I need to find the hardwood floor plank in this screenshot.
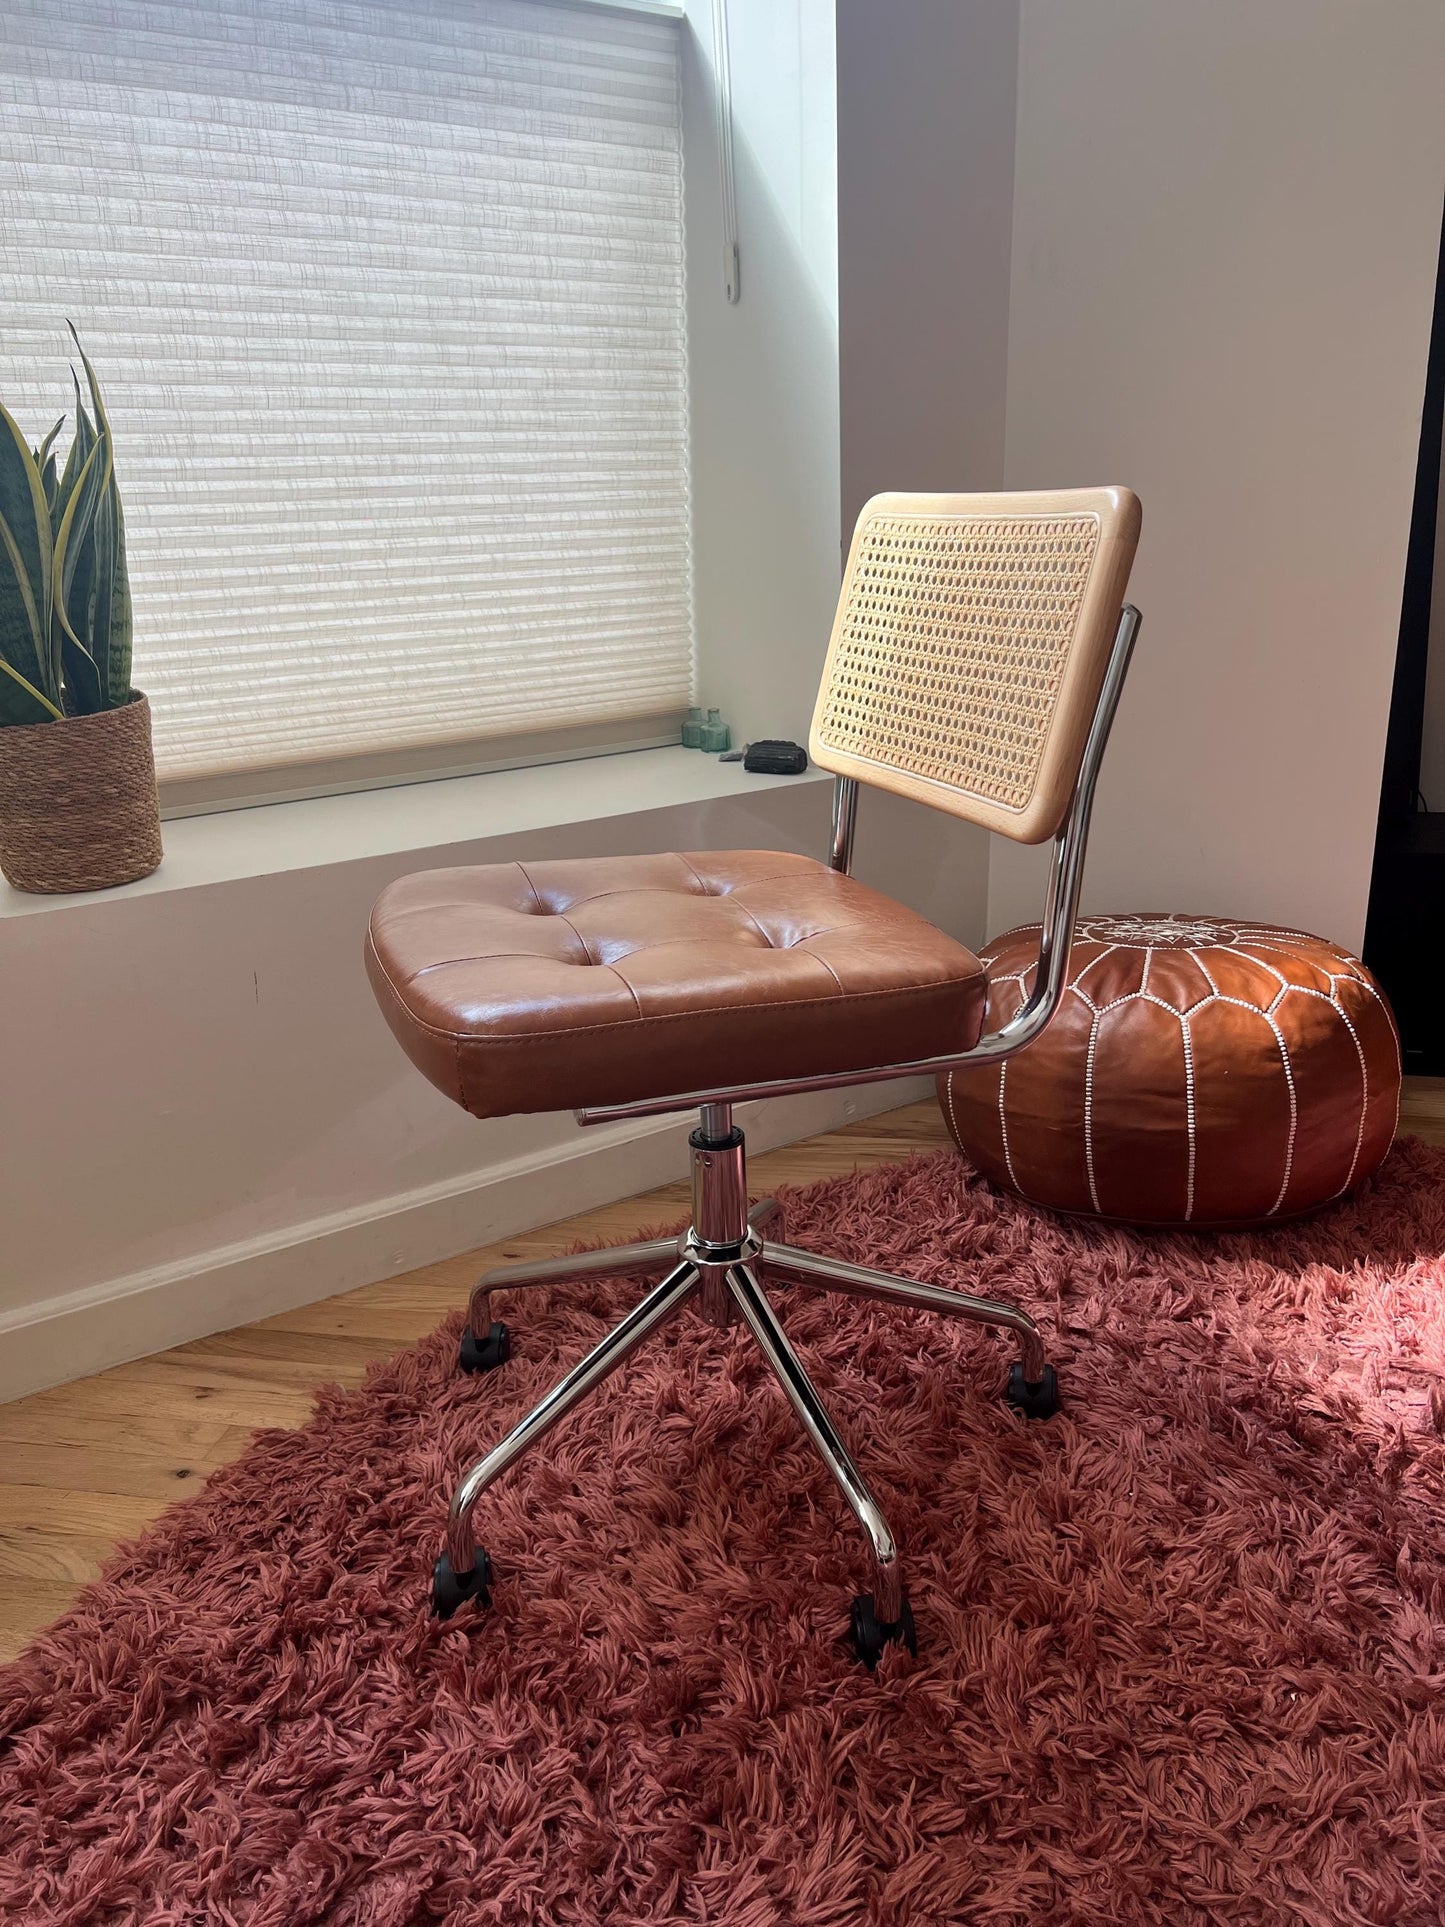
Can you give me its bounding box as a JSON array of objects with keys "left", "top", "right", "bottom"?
[
  {"left": 171, "top": 1328, "right": 396, "bottom": 1376},
  {"left": 0, "top": 1488, "right": 159, "bottom": 1539},
  {"left": 101, "top": 1355, "right": 331, "bottom": 1410},
  {"left": 0, "top": 1581, "right": 82, "bottom": 1647},
  {"left": 0, "top": 1442, "right": 216, "bottom": 1502},
  {"left": 1400, "top": 1077, "right": 1445, "bottom": 1146},
  {"left": 0, "top": 1406, "right": 237, "bottom": 1456},
  {"left": 0, "top": 1530, "right": 119, "bottom": 1583}
]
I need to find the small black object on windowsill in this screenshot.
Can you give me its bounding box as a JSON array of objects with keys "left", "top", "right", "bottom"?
[{"left": 728, "top": 740, "right": 809, "bottom": 775}]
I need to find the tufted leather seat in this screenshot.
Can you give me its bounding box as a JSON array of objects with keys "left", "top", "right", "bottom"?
[{"left": 366, "top": 850, "right": 987, "bottom": 1119}]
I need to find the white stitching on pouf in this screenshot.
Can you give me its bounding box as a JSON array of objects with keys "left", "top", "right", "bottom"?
[{"left": 970, "top": 914, "right": 1397, "bottom": 1225}]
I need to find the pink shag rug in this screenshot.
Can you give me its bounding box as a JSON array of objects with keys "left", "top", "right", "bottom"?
[{"left": 2, "top": 1144, "right": 1444, "bottom": 1926}]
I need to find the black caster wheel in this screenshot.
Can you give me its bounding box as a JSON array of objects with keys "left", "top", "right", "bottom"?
[
  {"left": 1006, "top": 1360, "right": 1060, "bottom": 1419},
  {"left": 432, "top": 1549, "right": 493, "bottom": 1620},
  {"left": 458, "top": 1321, "right": 511, "bottom": 1374},
  {"left": 849, "top": 1592, "right": 917, "bottom": 1669}
]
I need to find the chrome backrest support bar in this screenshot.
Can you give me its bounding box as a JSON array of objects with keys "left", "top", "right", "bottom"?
[
  {"left": 974, "top": 598, "right": 1141, "bottom": 1062},
  {"left": 829, "top": 774, "right": 859, "bottom": 874},
  {"left": 575, "top": 604, "right": 1141, "bottom": 1127}
]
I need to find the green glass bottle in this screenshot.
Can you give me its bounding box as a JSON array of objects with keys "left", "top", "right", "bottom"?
[
  {"left": 681, "top": 705, "right": 703, "bottom": 748},
  {"left": 700, "top": 707, "right": 731, "bottom": 753}
]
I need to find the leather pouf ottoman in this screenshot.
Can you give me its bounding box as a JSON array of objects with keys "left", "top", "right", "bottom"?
[{"left": 939, "top": 914, "right": 1400, "bottom": 1227}]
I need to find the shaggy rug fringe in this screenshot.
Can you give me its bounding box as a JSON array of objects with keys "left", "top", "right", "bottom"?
[{"left": 1, "top": 1143, "right": 1443, "bottom": 1924}]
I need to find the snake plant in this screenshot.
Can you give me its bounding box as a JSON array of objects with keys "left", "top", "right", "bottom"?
[{"left": 0, "top": 326, "right": 132, "bottom": 727}]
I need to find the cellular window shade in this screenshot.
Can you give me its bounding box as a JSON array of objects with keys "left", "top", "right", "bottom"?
[{"left": 0, "top": 0, "right": 692, "bottom": 784}]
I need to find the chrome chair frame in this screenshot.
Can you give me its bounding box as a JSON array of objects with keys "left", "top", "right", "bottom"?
[{"left": 436, "top": 604, "right": 1141, "bottom": 1661}]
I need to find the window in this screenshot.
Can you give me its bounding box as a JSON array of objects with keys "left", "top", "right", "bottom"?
[{"left": 0, "top": 0, "right": 692, "bottom": 800}]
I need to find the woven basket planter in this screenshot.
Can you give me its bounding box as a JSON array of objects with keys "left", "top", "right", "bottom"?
[{"left": 0, "top": 691, "right": 163, "bottom": 894}]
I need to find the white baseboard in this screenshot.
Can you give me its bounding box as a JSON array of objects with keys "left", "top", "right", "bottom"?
[{"left": 0, "top": 1079, "right": 931, "bottom": 1405}]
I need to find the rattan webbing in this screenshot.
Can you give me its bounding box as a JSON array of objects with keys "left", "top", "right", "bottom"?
[{"left": 816, "top": 511, "right": 1101, "bottom": 814}]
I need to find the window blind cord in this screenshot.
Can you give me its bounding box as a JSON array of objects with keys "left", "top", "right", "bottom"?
[{"left": 711, "top": 0, "right": 740, "bottom": 303}]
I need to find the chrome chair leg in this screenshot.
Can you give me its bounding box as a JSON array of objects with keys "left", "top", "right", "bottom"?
[
  {"left": 725, "top": 1261, "right": 915, "bottom": 1666},
  {"left": 759, "top": 1239, "right": 1057, "bottom": 1414},
  {"left": 435, "top": 1125, "right": 1045, "bottom": 1653},
  {"left": 435, "top": 1258, "right": 700, "bottom": 1618},
  {"left": 741, "top": 1198, "right": 784, "bottom": 1293},
  {"left": 695, "top": 1260, "right": 736, "bottom": 1330},
  {"left": 461, "top": 1235, "right": 682, "bottom": 1376}
]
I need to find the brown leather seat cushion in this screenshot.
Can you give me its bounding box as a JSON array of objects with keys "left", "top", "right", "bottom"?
[{"left": 367, "top": 850, "right": 986, "bottom": 1119}]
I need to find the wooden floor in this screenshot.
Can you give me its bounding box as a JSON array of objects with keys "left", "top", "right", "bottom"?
[{"left": 3, "top": 1081, "right": 1442, "bottom": 1664}]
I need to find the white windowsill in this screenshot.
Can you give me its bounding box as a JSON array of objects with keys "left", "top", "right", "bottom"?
[
  {"left": 565, "top": 0, "right": 684, "bottom": 17},
  {"left": 0, "top": 747, "right": 830, "bottom": 919}
]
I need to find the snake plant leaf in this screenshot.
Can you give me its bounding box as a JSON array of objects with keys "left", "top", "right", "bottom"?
[
  {"left": 34, "top": 416, "right": 64, "bottom": 471},
  {"left": 51, "top": 433, "right": 107, "bottom": 716},
  {"left": 54, "top": 432, "right": 106, "bottom": 598},
  {"left": 54, "top": 379, "right": 93, "bottom": 522},
  {"left": 58, "top": 629, "right": 102, "bottom": 714},
  {"left": 69, "top": 327, "right": 112, "bottom": 446},
  {"left": 63, "top": 437, "right": 109, "bottom": 696},
  {"left": 64, "top": 333, "right": 133, "bottom": 708},
  {"left": 104, "top": 482, "right": 132, "bottom": 704},
  {"left": 79, "top": 478, "right": 126, "bottom": 709},
  {"left": 88, "top": 476, "right": 132, "bottom": 709},
  {"left": 0, "top": 654, "right": 63, "bottom": 725},
  {"left": 51, "top": 386, "right": 95, "bottom": 690},
  {"left": 35, "top": 417, "right": 64, "bottom": 519},
  {"left": 87, "top": 484, "right": 114, "bottom": 708},
  {"left": 0, "top": 401, "right": 58, "bottom": 716},
  {"left": 0, "top": 502, "right": 47, "bottom": 693},
  {"left": 0, "top": 339, "right": 133, "bottom": 728}
]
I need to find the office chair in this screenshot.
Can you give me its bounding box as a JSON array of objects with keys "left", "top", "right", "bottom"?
[{"left": 367, "top": 487, "right": 1141, "bottom": 1665}]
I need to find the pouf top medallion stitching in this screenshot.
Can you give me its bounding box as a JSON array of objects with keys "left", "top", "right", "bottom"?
[{"left": 1071, "top": 914, "right": 1308, "bottom": 951}]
